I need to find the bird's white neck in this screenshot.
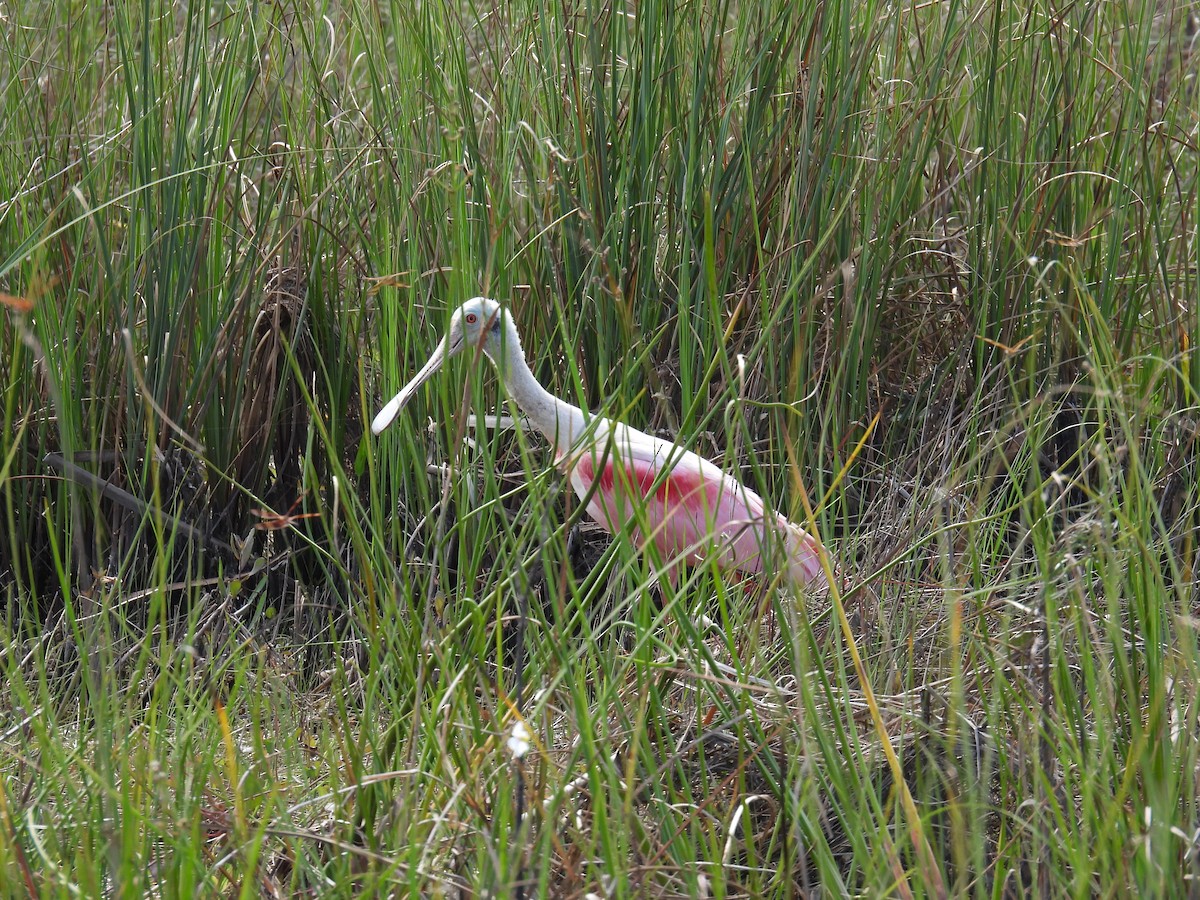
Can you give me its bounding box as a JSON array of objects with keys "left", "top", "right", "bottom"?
[{"left": 488, "top": 320, "right": 588, "bottom": 453}]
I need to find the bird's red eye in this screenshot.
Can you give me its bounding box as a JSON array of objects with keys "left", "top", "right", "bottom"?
[{"left": 465, "top": 313, "right": 477, "bottom": 324}]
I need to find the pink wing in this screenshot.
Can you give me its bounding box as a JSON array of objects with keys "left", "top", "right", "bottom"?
[{"left": 564, "top": 426, "right": 823, "bottom": 584}]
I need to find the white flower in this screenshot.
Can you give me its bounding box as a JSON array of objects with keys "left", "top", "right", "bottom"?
[{"left": 507, "top": 720, "right": 531, "bottom": 759}]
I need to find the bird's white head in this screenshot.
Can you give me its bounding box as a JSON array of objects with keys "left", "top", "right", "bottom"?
[
  {"left": 371, "top": 297, "right": 517, "bottom": 435},
  {"left": 447, "top": 296, "right": 509, "bottom": 362}
]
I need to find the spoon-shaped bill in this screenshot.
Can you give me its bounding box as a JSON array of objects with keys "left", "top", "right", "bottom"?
[{"left": 371, "top": 342, "right": 450, "bottom": 434}]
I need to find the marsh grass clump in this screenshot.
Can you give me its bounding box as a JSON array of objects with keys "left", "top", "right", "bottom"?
[{"left": 1, "top": 0, "right": 1198, "bottom": 894}]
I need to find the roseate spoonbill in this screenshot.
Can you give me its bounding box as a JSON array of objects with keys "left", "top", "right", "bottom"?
[{"left": 372, "top": 297, "right": 826, "bottom": 586}]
